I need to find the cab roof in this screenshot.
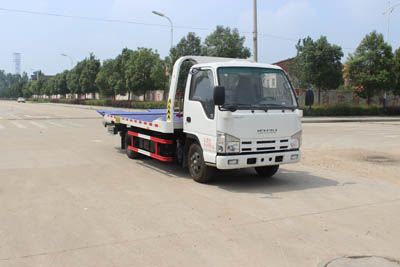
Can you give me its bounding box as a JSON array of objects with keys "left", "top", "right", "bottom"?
[
  {"left": 175, "top": 56, "right": 283, "bottom": 71},
  {"left": 192, "top": 61, "right": 283, "bottom": 70}
]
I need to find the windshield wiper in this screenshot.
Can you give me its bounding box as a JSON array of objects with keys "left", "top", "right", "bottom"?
[
  {"left": 221, "top": 104, "right": 238, "bottom": 112},
  {"left": 233, "top": 104, "right": 269, "bottom": 111},
  {"left": 262, "top": 103, "right": 297, "bottom": 110}
]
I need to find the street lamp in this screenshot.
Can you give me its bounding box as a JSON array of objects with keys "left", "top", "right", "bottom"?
[
  {"left": 60, "top": 53, "right": 74, "bottom": 68},
  {"left": 382, "top": 1, "right": 400, "bottom": 108},
  {"left": 152, "top": 10, "right": 173, "bottom": 50}
]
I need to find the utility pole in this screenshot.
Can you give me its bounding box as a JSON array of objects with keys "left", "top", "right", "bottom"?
[
  {"left": 253, "top": 0, "right": 258, "bottom": 62},
  {"left": 382, "top": 1, "right": 400, "bottom": 108}
]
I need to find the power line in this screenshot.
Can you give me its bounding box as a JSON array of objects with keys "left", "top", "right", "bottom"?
[
  {"left": 0, "top": 7, "right": 297, "bottom": 42},
  {"left": 0, "top": 7, "right": 211, "bottom": 31},
  {"left": 0, "top": 7, "right": 357, "bottom": 51}
]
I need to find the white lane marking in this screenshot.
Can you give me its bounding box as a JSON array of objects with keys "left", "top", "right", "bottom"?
[
  {"left": 24, "top": 115, "right": 50, "bottom": 119},
  {"left": 64, "top": 121, "right": 84, "bottom": 127},
  {"left": 11, "top": 121, "right": 26, "bottom": 129},
  {"left": 384, "top": 135, "right": 399, "bottom": 138},
  {"left": 29, "top": 121, "right": 47, "bottom": 129},
  {"left": 46, "top": 121, "right": 67, "bottom": 128},
  {"left": 0, "top": 123, "right": 4, "bottom": 129},
  {"left": 0, "top": 117, "right": 3, "bottom": 119}
]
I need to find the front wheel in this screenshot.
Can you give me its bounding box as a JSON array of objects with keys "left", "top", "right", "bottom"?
[
  {"left": 188, "top": 143, "right": 213, "bottom": 183},
  {"left": 255, "top": 165, "right": 279, "bottom": 178}
]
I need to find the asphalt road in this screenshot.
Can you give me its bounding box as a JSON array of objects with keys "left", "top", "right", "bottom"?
[{"left": 1, "top": 100, "right": 400, "bottom": 267}]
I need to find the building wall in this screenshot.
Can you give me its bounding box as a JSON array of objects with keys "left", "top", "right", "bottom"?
[
  {"left": 116, "top": 90, "right": 165, "bottom": 101},
  {"left": 298, "top": 89, "right": 400, "bottom": 106}
]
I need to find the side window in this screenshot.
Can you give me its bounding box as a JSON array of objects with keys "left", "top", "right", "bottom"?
[{"left": 189, "top": 69, "right": 215, "bottom": 119}]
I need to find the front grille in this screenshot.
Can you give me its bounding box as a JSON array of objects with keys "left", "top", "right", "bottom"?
[
  {"left": 256, "top": 147, "right": 275, "bottom": 151},
  {"left": 241, "top": 138, "right": 290, "bottom": 153},
  {"left": 257, "top": 140, "right": 275, "bottom": 144}
]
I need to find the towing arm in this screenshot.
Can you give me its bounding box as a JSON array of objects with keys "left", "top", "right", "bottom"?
[{"left": 166, "top": 56, "right": 253, "bottom": 125}]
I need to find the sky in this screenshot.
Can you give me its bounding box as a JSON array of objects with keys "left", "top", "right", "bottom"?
[{"left": 1, "top": 0, "right": 399, "bottom": 76}]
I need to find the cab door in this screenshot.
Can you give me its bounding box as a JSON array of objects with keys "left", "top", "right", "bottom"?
[{"left": 184, "top": 68, "right": 217, "bottom": 163}]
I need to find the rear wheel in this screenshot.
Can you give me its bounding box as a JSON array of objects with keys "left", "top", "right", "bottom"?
[
  {"left": 125, "top": 132, "right": 141, "bottom": 159},
  {"left": 255, "top": 165, "right": 279, "bottom": 178},
  {"left": 188, "top": 143, "right": 213, "bottom": 183}
]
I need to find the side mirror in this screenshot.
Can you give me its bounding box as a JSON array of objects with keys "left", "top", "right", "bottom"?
[{"left": 213, "top": 86, "right": 225, "bottom": 106}]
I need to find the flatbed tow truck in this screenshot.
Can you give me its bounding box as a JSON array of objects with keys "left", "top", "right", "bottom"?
[{"left": 98, "top": 56, "right": 302, "bottom": 183}]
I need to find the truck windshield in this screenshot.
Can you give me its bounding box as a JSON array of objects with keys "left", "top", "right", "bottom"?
[{"left": 217, "top": 67, "right": 298, "bottom": 109}]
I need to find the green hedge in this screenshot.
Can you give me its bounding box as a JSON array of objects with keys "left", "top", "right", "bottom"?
[
  {"left": 302, "top": 104, "right": 400, "bottom": 116},
  {"left": 29, "top": 98, "right": 51, "bottom": 103}
]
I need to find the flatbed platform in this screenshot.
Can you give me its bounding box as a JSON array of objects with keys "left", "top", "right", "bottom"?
[{"left": 98, "top": 109, "right": 183, "bottom": 133}]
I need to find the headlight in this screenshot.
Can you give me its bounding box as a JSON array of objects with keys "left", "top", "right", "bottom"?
[
  {"left": 290, "top": 130, "right": 302, "bottom": 149},
  {"left": 217, "top": 132, "right": 240, "bottom": 153},
  {"left": 227, "top": 141, "right": 240, "bottom": 153}
]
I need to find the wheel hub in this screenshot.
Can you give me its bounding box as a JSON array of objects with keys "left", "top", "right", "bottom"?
[{"left": 190, "top": 152, "right": 201, "bottom": 174}]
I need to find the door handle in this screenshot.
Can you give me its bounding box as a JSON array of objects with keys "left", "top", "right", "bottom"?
[{"left": 186, "top": 117, "right": 191, "bottom": 123}]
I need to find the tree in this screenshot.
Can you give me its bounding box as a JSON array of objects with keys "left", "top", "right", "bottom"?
[
  {"left": 169, "top": 32, "right": 201, "bottom": 64},
  {"left": 22, "top": 82, "right": 32, "bottom": 98},
  {"left": 57, "top": 71, "right": 69, "bottom": 96},
  {"left": 118, "top": 48, "right": 134, "bottom": 99},
  {"left": 125, "top": 48, "right": 163, "bottom": 101},
  {"left": 201, "top": 26, "right": 251, "bottom": 58},
  {"left": 151, "top": 59, "right": 167, "bottom": 92},
  {"left": 394, "top": 47, "right": 400, "bottom": 96},
  {"left": 95, "top": 59, "right": 116, "bottom": 98},
  {"left": 67, "top": 62, "right": 85, "bottom": 98},
  {"left": 30, "top": 77, "right": 45, "bottom": 98},
  {"left": 346, "top": 31, "right": 395, "bottom": 105},
  {"left": 43, "top": 78, "right": 55, "bottom": 97},
  {"left": 0, "top": 72, "right": 24, "bottom": 98},
  {"left": 289, "top": 36, "right": 343, "bottom": 104},
  {"left": 80, "top": 53, "right": 101, "bottom": 97}
]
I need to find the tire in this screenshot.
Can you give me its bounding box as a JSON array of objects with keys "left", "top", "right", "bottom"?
[
  {"left": 125, "top": 132, "right": 141, "bottom": 159},
  {"left": 188, "top": 143, "right": 213, "bottom": 183},
  {"left": 255, "top": 165, "right": 279, "bottom": 178}
]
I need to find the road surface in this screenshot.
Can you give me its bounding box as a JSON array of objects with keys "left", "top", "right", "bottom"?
[{"left": 1, "top": 100, "right": 399, "bottom": 267}]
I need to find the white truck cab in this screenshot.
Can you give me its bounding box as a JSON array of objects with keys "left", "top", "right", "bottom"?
[{"left": 100, "top": 56, "right": 302, "bottom": 183}]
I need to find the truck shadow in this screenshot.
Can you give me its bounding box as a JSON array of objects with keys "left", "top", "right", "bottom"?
[
  {"left": 208, "top": 168, "right": 340, "bottom": 195},
  {"left": 125, "top": 152, "right": 340, "bottom": 195}
]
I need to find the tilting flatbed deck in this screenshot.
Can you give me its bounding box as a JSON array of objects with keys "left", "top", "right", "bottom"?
[{"left": 97, "top": 109, "right": 183, "bottom": 133}]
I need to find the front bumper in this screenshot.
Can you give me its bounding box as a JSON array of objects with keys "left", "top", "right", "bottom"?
[{"left": 216, "top": 150, "right": 301, "bottom": 170}]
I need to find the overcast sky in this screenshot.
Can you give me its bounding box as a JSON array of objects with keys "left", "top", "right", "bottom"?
[{"left": 1, "top": 0, "right": 399, "bottom": 75}]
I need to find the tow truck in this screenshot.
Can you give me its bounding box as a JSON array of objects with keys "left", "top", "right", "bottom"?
[{"left": 98, "top": 56, "right": 302, "bottom": 183}]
